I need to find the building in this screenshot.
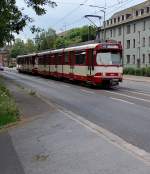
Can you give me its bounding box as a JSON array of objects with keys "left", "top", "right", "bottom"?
[
  {"left": 99, "top": 0, "right": 150, "bottom": 68},
  {"left": 0, "top": 47, "right": 9, "bottom": 66}
]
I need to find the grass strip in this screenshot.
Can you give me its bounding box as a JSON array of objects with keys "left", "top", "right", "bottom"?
[{"left": 0, "top": 78, "right": 19, "bottom": 127}]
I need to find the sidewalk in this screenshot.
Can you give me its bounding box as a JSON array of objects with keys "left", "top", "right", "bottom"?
[
  {"left": 123, "top": 75, "right": 150, "bottom": 83},
  {"left": 1, "top": 77, "right": 150, "bottom": 174}
]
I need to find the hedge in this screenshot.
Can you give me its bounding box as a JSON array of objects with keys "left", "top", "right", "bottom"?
[{"left": 123, "top": 67, "right": 150, "bottom": 77}]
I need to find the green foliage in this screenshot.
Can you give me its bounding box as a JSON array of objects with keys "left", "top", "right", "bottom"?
[
  {"left": 0, "top": 78, "right": 19, "bottom": 127},
  {"left": 10, "top": 38, "right": 37, "bottom": 58},
  {"left": 10, "top": 39, "right": 27, "bottom": 58},
  {"left": 55, "top": 25, "right": 96, "bottom": 49},
  {"left": 123, "top": 67, "right": 150, "bottom": 77},
  {"left": 35, "top": 28, "right": 56, "bottom": 51},
  {"left": 10, "top": 25, "right": 97, "bottom": 56},
  {"left": 26, "top": 39, "right": 37, "bottom": 53},
  {"left": 0, "top": 0, "right": 57, "bottom": 46}
]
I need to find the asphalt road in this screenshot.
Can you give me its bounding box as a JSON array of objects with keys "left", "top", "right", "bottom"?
[{"left": 1, "top": 69, "right": 150, "bottom": 153}]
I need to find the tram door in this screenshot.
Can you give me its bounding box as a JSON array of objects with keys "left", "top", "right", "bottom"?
[
  {"left": 87, "top": 49, "right": 94, "bottom": 76},
  {"left": 69, "top": 51, "right": 74, "bottom": 77}
]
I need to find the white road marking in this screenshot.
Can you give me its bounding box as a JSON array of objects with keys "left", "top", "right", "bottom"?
[
  {"left": 80, "top": 89, "right": 95, "bottom": 94},
  {"left": 104, "top": 90, "right": 150, "bottom": 103},
  {"left": 61, "top": 84, "right": 70, "bottom": 88},
  {"left": 110, "top": 97, "right": 134, "bottom": 105},
  {"left": 38, "top": 93, "right": 150, "bottom": 165},
  {"left": 120, "top": 89, "right": 150, "bottom": 97}
]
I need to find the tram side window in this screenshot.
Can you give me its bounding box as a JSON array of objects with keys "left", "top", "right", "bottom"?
[
  {"left": 39, "top": 57, "right": 44, "bottom": 65},
  {"left": 45, "top": 56, "right": 50, "bottom": 65},
  {"left": 75, "top": 51, "right": 86, "bottom": 65},
  {"left": 54, "top": 54, "right": 58, "bottom": 65},
  {"left": 58, "top": 54, "right": 62, "bottom": 64},
  {"left": 64, "top": 52, "right": 69, "bottom": 64}
]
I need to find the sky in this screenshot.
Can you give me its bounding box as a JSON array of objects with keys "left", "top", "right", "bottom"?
[{"left": 16, "top": 0, "right": 145, "bottom": 41}]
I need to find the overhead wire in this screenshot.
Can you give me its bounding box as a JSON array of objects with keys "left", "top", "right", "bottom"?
[
  {"left": 55, "top": 0, "right": 142, "bottom": 32},
  {"left": 53, "top": 0, "right": 89, "bottom": 27}
]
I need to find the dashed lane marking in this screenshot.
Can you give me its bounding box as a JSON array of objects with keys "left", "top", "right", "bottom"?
[
  {"left": 110, "top": 97, "right": 135, "bottom": 105},
  {"left": 38, "top": 93, "right": 150, "bottom": 165},
  {"left": 119, "top": 89, "right": 150, "bottom": 97},
  {"left": 103, "top": 90, "right": 150, "bottom": 103},
  {"left": 61, "top": 84, "right": 71, "bottom": 88},
  {"left": 80, "top": 89, "right": 95, "bottom": 94}
]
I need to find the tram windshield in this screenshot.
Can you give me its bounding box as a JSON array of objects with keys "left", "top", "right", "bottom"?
[{"left": 96, "top": 52, "right": 122, "bottom": 65}]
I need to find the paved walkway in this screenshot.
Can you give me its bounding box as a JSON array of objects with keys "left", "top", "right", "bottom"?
[
  {"left": 124, "top": 75, "right": 150, "bottom": 83},
  {"left": 1, "top": 76, "right": 150, "bottom": 174}
]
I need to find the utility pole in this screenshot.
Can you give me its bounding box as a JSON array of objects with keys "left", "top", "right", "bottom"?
[
  {"left": 89, "top": 5, "right": 106, "bottom": 41},
  {"left": 80, "top": 4, "right": 106, "bottom": 41}
]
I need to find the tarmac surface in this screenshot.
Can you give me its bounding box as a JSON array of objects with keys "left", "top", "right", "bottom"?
[{"left": 1, "top": 70, "right": 150, "bottom": 173}]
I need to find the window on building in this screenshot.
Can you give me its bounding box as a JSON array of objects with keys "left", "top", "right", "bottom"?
[
  {"left": 127, "top": 55, "right": 130, "bottom": 64},
  {"left": 149, "top": 54, "right": 150, "bottom": 64},
  {"left": 133, "top": 23, "right": 136, "bottom": 33},
  {"left": 142, "top": 37, "right": 145, "bottom": 47},
  {"left": 107, "top": 20, "right": 109, "bottom": 26},
  {"left": 141, "top": 9, "right": 144, "bottom": 15},
  {"left": 136, "top": 10, "right": 139, "bottom": 16},
  {"left": 127, "top": 24, "right": 131, "bottom": 34},
  {"left": 110, "top": 19, "right": 112, "bottom": 24},
  {"left": 147, "top": 7, "right": 150, "bottom": 13},
  {"left": 110, "top": 30, "right": 112, "bottom": 37},
  {"left": 143, "top": 21, "right": 146, "bottom": 31},
  {"left": 118, "top": 27, "right": 122, "bottom": 36},
  {"left": 143, "top": 54, "right": 145, "bottom": 64},
  {"left": 133, "top": 55, "right": 135, "bottom": 64},
  {"left": 126, "top": 14, "right": 131, "bottom": 19},
  {"left": 113, "top": 29, "right": 116, "bottom": 37},
  {"left": 149, "top": 36, "right": 150, "bottom": 47},
  {"left": 114, "top": 18, "right": 116, "bottom": 24},
  {"left": 122, "top": 15, "right": 124, "bottom": 21},
  {"left": 118, "top": 17, "right": 120, "bottom": 22},
  {"left": 133, "top": 39, "right": 136, "bottom": 48},
  {"left": 127, "top": 40, "right": 130, "bottom": 49}
]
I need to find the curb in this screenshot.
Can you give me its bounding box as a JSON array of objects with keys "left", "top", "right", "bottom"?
[{"left": 123, "top": 77, "right": 150, "bottom": 83}]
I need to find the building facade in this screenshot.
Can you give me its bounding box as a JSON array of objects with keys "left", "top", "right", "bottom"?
[
  {"left": 0, "top": 47, "right": 10, "bottom": 66},
  {"left": 99, "top": 0, "right": 150, "bottom": 68}
]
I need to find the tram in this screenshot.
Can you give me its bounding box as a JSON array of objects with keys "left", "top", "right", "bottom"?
[{"left": 17, "top": 42, "right": 123, "bottom": 87}]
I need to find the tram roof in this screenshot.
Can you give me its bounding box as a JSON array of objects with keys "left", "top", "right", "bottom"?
[
  {"left": 17, "top": 53, "right": 36, "bottom": 58},
  {"left": 64, "top": 43, "right": 99, "bottom": 52},
  {"left": 37, "top": 51, "right": 51, "bottom": 56}
]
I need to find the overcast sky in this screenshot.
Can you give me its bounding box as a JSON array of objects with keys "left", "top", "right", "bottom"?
[{"left": 16, "top": 0, "right": 145, "bottom": 41}]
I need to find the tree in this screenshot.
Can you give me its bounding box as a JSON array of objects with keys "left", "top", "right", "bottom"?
[
  {"left": 35, "top": 28, "right": 56, "bottom": 51},
  {"left": 25, "top": 39, "right": 36, "bottom": 53},
  {"left": 55, "top": 25, "right": 97, "bottom": 48},
  {"left": 10, "top": 39, "right": 27, "bottom": 58},
  {"left": 0, "top": 0, "right": 57, "bottom": 47},
  {"left": 81, "top": 26, "right": 96, "bottom": 42}
]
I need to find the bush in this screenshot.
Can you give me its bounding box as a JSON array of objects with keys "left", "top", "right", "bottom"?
[
  {"left": 123, "top": 67, "right": 150, "bottom": 77},
  {"left": 145, "top": 67, "right": 150, "bottom": 77},
  {"left": 0, "top": 79, "right": 19, "bottom": 127},
  {"left": 123, "top": 67, "right": 135, "bottom": 75}
]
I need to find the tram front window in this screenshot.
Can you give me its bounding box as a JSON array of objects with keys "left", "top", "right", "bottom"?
[{"left": 96, "top": 52, "right": 122, "bottom": 65}]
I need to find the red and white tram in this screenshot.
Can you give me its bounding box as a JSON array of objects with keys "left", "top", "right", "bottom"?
[{"left": 17, "top": 42, "right": 123, "bottom": 87}]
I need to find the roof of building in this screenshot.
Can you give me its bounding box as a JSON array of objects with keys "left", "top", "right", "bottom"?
[
  {"left": 100, "top": 0, "right": 150, "bottom": 30},
  {"left": 112, "top": 0, "right": 150, "bottom": 18}
]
